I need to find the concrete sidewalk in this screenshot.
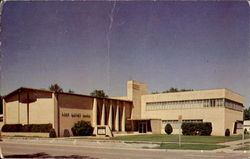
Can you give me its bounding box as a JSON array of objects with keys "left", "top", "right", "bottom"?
[
  {"left": 215, "top": 138, "right": 250, "bottom": 152},
  {"left": 2, "top": 136, "right": 250, "bottom": 154},
  {"left": 2, "top": 137, "right": 159, "bottom": 150}
]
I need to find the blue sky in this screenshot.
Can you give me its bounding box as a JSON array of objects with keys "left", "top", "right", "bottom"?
[{"left": 1, "top": 1, "right": 249, "bottom": 106}]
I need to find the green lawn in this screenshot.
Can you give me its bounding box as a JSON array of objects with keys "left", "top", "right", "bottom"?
[
  {"left": 151, "top": 143, "right": 228, "bottom": 150},
  {"left": 235, "top": 144, "right": 250, "bottom": 150},
  {"left": 114, "top": 134, "right": 250, "bottom": 144},
  {"left": 235, "top": 145, "right": 250, "bottom": 150}
]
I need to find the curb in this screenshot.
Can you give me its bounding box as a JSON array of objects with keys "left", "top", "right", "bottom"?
[{"left": 2, "top": 137, "right": 250, "bottom": 154}]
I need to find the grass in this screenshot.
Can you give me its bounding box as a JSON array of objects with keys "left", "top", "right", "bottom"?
[
  {"left": 235, "top": 146, "right": 250, "bottom": 150},
  {"left": 150, "top": 143, "right": 228, "bottom": 150},
  {"left": 235, "top": 144, "right": 250, "bottom": 150},
  {"left": 114, "top": 134, "right": 250, "bottom": 144},
  {"left": 12, "top": 135, "right": 43, "bottom": 138}
]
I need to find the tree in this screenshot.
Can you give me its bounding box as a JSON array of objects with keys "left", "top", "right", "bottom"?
[
  {"left": 151, "top": 91, "right": 160, "bottom": 94},
  {"left": 180, "top": 89, "right": 193, "bottom": 92},
  {"left": 68, "top": 89, "right": 74, "bottom": 93},
  {"left": 163, "top": 88, "right": 193, "bottom": 93},
  {"left": 165, "top": 124, "right": 173, "bottom": 135},
  {"left": 90, "top": 90, "right": 108, "bottom": 98},
  {"left": 49, "top": 84, "right": 63, "bottom": 93},
  {"left": 163, "top": 87, "right": 179, "bottom": 93},
  {"left": 244, "top": 107, "right": 250, "bottom": 120}
]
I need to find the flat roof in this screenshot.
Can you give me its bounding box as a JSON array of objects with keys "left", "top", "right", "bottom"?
[
  {"left": 147, "top": 88, "right": 242, "bottom": 96},
  {"left": 128, "top": 118, "right": 161, "bottom": 121},
  {"left": 3, "top": 87, "right": 132, "bottom": 103},
  {"left": 143, "top": 88, "right": 243, "bottom": 104}
]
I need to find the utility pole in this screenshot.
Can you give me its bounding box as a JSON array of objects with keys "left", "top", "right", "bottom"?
[{"left": 178, "top": 115, "right": 182, "bottom": 147}]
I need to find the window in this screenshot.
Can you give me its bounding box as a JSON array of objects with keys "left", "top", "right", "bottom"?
[{"left": 145, "top": 98, "right": 242, "bottom": 111}]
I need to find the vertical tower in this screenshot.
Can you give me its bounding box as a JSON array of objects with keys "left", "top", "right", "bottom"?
[{"left": 127, "top": 81, "right": 148, "bottom": 119}]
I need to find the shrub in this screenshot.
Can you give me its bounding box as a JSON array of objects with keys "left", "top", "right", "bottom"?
[
  {"left": 2, "top": 124, "right": 22, "bottom": 132},
  {"left": 200, "top": 122, "right": 212, "bottom": 136},
  {"left": 21, "top": 125, "right": 31, "bottom": 132},
  {"left": 181, "top": 122, "right": 212, "bottom": 136},
  {"left": 244, "top": 128, "right": 249, "bottom": 134},
  {"left": 2, "top": 124, "right": 53, "bottom": 133},
  {"left": 63, "top": 129, "right": 70, "bottom": 137},
  {"left": 181, "top": 123, "right": 196, "bottom": 135},
  {"left": 71, "top": 120, "right": 93, "bottom": 136},
  {"left": 165, "top": 124, "right": 173, "bottom": 135},
  {"left": 49, "top": 128, "right": 57, "bottom": 138},
  {"left": 31, "top": 124, "right": 52, "bottom": 132},
  {"left": 225, "top": 129, "right": 230, "bottom": 136}
]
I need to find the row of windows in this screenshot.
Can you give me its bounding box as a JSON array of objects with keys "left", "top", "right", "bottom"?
[
  {"left": 224, "top": 100, "right": 243, "bottom": 111},
  {"left": 146, "top": 99, "right": 243, "bottom": 111},
  {"left": 162, "top": 119, "right": 203, "bottom": 124},
  {"left": 162, "top": 119, "right": 203, "bottom": 129}
]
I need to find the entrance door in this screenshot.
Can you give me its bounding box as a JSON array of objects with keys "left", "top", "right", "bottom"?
[{"left": 138, "top": 121, "right": 147, "bottom": 133}]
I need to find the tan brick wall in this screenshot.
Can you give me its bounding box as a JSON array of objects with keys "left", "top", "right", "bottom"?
[
  {"left": 150, "top": 119, "right": 161, "bottom": 134},
  {"left": 59, "top": 108, "right": 93, "bottom": 136},
  {"left": 19, "top": 103, "right": 27, "bottom": 124},
  {"left": 127, "top": 81, "right": 148, "bottom": 119},
  {"left": 29, "top": 97, "right": 55, "bottom": 125},
  {"left": 140, "top": 89, "right": 243, "bottom": 136},
  {"left": 5, "top": 91, "right": 55, "bottom": 126},
  {"left": 58, "top": 94, "right": 94, "bottom": 136},
  {"left": 224, "top": 89, "right": 243, "bottom": 104},
  {"left": 5, "top": 100, "right": 19, "bottom": 124},
  {"left": 224, "top": 108, "right": 243, "bottom": 135},
  {"left": 142, "top": 107, "right": 225, "bottom": 136}
]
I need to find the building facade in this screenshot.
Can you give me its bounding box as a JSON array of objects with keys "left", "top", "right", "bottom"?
[
  {"left": 2, "top": 80, "right": 244, "bottom": 136},
  {"left": 3, "top": 88, "right": 133, "bottom": 136},
  {"left": 113, "top": 81, "right": 244, "bottom": 136}
]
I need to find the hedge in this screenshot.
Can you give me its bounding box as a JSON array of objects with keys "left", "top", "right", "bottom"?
[
  {"left": 181, "top": 122, "right": 212, "bottom": 136},
  {"left": 2, "top": 124, "right": 22, "bottom": 132},
  {"left": 2, "top": 124, "right": 53, "bottom": 133}
]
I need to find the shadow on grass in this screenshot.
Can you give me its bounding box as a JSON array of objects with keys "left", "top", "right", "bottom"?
[{"left": 4, "top": 152, "right": 98, "bottom": 158}]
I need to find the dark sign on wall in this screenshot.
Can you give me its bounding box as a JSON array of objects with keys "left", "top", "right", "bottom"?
[
  {"left": 61, "top": 112, "right": 90, "bottom": 118},
  {"left": 62, "top": 112, "right": 69, "bottom": 117}
]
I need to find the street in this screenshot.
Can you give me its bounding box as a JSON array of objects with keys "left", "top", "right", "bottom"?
[{"left": 0, "top": 141, "right": 249, "bottom": 159}]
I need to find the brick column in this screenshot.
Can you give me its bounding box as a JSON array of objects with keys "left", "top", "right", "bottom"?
[
  {"left": 121, "top": 105, "right": 126, "bottom": 132},
  {"left": 115, "top": 105, "right": 119, "bottom": 131},
  {"left": 101, "top": 103, "right": 105, "bottom": 125},
  {"left": 108, "top": 104, "right": 113, "bottom": 130},
  {"left": 92, "top": 98, "right": 97, "bottom": 127}
]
